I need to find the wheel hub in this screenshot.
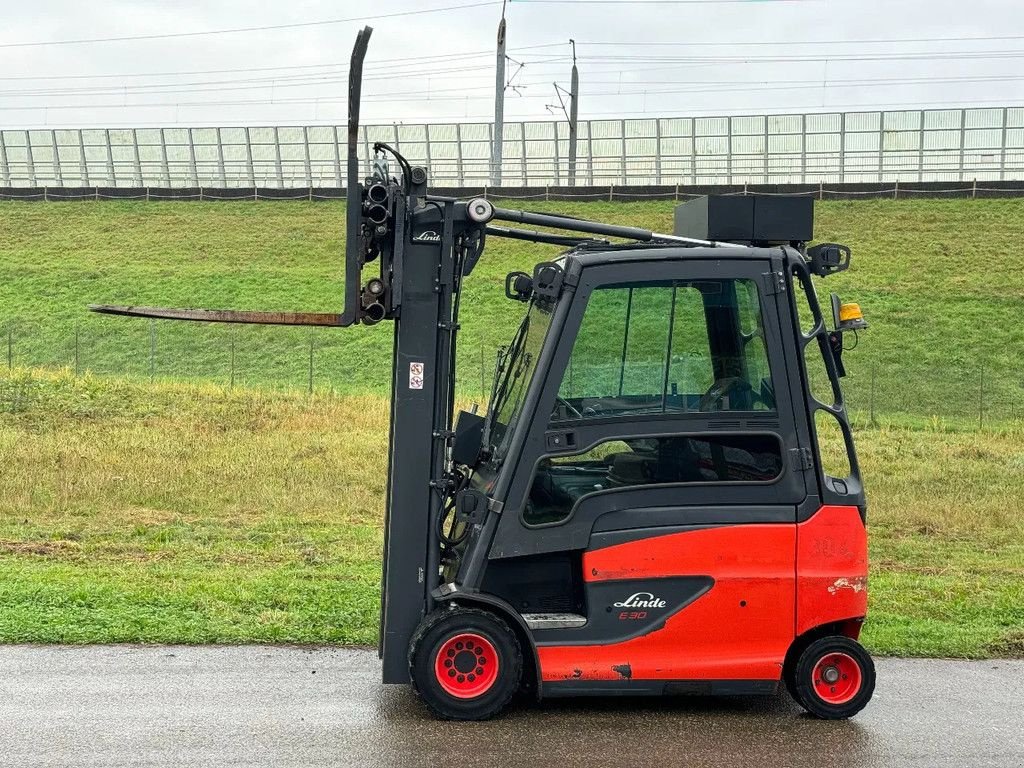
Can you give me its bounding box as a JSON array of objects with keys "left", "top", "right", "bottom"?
[
  {"left": 434, "top": 632, "right": 500, "bottom": 700},
  {"left": 453, "top": 650, "right": 477, "bottom": 674},
  {"left": 812, "top": 652, "right": 863, "bottom": 706}
]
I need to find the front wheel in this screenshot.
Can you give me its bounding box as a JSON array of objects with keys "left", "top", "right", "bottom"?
[
  {"left": 792, "top": 636, "right": 876, "bottom": 719},
  {"left": 409, "top": 606, "right": 523, "bottom": 720}
]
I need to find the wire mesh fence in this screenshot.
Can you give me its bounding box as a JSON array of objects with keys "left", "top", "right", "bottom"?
[
  {"left": 2, "top": 106, "right": 1023, "bottom": 189},
  {"left": 1, "top": 316, "right": 1020, "bottom": 430}
]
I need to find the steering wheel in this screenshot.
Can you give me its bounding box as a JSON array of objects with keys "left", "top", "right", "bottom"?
[{"left": 698, "top": 377, "right": 745, "bottom": 411}]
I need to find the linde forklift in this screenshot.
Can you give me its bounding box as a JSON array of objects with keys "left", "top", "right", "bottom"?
[{"left": 93, "top": 27, "right": 875, "bottom": 720}]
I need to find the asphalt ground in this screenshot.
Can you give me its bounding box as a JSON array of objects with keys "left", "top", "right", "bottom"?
[{"left": 0, "top": 646, "right": 1021, "bottom": 768}]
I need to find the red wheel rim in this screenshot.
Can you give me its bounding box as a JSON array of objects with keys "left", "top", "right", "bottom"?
[
  {"left": 812, "top": 652, "right": 863, "bottom": 705},
  {"left": 433, "top": 632, "right": 500, "bottom": 699}
]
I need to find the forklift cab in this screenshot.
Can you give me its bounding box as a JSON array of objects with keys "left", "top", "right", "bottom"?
[{"left": 431, "top": 240, "right": 869, "bottom": 718}]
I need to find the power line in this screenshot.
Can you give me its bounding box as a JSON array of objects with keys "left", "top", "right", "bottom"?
[
  {"left": 9, "top": 71, "right": 1023, "bottom": 104},
  {"left": 573, "top": 48, "right": 1024, "bottom": 63},
  {"left": 576, "top": 33, "right": 1024, "bottom": 46},
  {"left": 2, "top": 33, "right": 1015, "bottom": 83},
  {"left": 0, "top": 2, "right": 501, "bottom": 49},
  {"left": 6, "top": 40, "right": 1021, "bottom": 99},
  {"left": 0, "top": 56, "right": 570, "bottom": 98},
  {"left": 5, "top": 52, "right": 1016, "bottom": 101},
  {"left": 0, "top": 44, "right": 566, "bottom": 82},
  {"left": 8, "top": 90, "right": 1024, "bottom": 114}
]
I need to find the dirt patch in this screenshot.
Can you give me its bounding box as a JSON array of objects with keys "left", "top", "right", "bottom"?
[
  {"left": 987, "top": 631, "right": 1024, "bottom": 658},
  {"left": 0, "top": 539, "right": 81, "bottom": 556}
]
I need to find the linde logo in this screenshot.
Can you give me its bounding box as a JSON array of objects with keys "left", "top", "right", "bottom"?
[
  {"left": 412, "top": 230, "right": 441, "bottom": 243},
  {"left": 613, "top": 592, "right": 667, "bottom": 609}
]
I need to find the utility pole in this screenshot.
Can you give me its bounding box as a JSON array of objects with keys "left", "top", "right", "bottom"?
[
  {"left": 568, "top": 40, "right": 579, "bottom": 186},
  {"left": 548, "top": 41, "right": 579, "bottom": 186},
  {"left": 490, "top": 0, "right": 507, "bottom": 186}
]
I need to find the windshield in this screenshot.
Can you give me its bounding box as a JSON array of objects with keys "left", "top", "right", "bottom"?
[{"left": 485, "top": 298, "right": 555, "bottom": 462}]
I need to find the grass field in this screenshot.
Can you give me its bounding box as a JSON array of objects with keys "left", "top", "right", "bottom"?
[
  {"left": 0, "top": 198, "right": 1022, "bottom": 657},
  {"left": 1, "top": 198, "right": 1023, "bottom": 422},
  {"left": 0, "top": 370, "right": 1022, "bottom": 656}
]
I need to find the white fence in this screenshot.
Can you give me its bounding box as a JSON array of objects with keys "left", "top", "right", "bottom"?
[{"left": 2, "top": 106, "right": 1023, "bottom": 188}]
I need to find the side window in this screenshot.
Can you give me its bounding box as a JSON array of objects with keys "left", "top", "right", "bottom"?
[
  {"left": 736, "top": 279, "right": 774, "bottom": 391},
  {"left": 554, "top": 278, "right": 776, "bottom": 421},
  {"left": 667, "top": 285, "right": 715, "bottom": 396},
  {"left": 524, "top": 434, "right": 784, "bottom": 525}
]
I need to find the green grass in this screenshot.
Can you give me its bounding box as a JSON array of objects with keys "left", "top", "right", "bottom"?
[
  {"left": 0, "top": 198, "right": 1022, "bottom": 655},
  {"left": 1, "top": 199, "right": 1023, "bottom": 421},
  {"left": 0, "top": 371, "right": 386, "bottom": 644},
  {"left": 1, "top": 370, "right": 1022, "bottom": 656}
]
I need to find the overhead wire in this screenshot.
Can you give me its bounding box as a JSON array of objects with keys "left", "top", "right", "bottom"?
[
  {"left": 0, "top": 2, "right": 502, "bottom": 49},
  {"left": 2, "top": 33, "right": 1018, "bottom": 84},
  {"left": 0, "top": 42, "right": 567, "bottom": 82},
  {"left": 11, "top": 95, "right": 1024, "bottom": 120},
  {"left": 5, "top": 70, "right": 1022, "bottom": 108}
]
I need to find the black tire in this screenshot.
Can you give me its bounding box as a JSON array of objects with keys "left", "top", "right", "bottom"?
[
  {"left": 793, "top": 636, "right": 875, "bottom": 719},
  {"left": 409, "top": 606, "right": 523, "bottom": 721}
]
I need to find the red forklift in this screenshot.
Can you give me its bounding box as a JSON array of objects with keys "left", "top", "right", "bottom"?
[{"left": 93, "top": 27, "right": 875, "bottom": 721}]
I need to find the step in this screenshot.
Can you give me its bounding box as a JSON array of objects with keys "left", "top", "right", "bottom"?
[{"left": 522, "top": 613, "right": 587, "bottom": 630}]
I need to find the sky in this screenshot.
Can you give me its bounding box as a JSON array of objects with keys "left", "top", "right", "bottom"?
[{"left": 0, "top": 0, "right": 1022, "bottom": 129}]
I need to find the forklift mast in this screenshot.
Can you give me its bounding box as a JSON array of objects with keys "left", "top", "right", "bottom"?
[{"left": 91, "top": 28, "right": 873, "bottom": 720}]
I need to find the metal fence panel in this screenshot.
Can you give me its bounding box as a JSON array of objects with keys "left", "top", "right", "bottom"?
[{"left": 2, "top": 107, "right": 1023, "bottom": 188}]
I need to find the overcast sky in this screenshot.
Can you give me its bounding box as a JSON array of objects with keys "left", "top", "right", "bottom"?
[{"left": 1, "top": 0, "right": 1022, "bottom": 128}]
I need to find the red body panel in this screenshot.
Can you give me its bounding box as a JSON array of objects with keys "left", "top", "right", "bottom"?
[
  {"left": 795, "top": 505, "right": 868, "bottom": 638},
  {"left": 537, "top": 505, "right": 867, "bottom": 684}
]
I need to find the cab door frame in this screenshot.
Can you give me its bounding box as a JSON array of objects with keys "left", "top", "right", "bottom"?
[{"left": 487, "top": 251, "right": 816, "bottom": 562}]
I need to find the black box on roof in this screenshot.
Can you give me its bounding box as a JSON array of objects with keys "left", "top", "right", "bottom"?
[{"left": 674, "top": 195, "right": 814, "bottom": 244}]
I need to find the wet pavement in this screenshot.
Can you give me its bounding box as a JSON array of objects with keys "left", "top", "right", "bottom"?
[{"left": 0, "top": 646, "right": 1021, "bottom": 767}]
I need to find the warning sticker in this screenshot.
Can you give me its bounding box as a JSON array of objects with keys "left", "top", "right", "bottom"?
[{"left": 409, "top": 361, "right": 425, "bottom": 390}]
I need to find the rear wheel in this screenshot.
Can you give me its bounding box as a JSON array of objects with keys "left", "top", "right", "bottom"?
[
  {"left": 792, "top": 636, "right": 875, "bottom": 719},
  {"left": 409, "top": 606, "right": 522, "bottom": 720}
]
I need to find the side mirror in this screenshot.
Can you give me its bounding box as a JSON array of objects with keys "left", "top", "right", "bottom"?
[{"left": 808, "top": 243, "right": 851, "bottom": 276}]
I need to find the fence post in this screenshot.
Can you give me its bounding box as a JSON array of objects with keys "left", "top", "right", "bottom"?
[
  {"left": 608, "top": 184, "right": 614, "bottom": 202},
  {"left": 187, "top": 128, "right": 198, "bottom": 187},
  {"left": 869, "top": 364, "right": 876, "bottom": 426},
  {"left": 978, "top": 363, "right": 985, "bottom": 429},
  {"left": 972, "top": 178, "right": 977, "bottom": 199},
  {"left": 149, "top": 319, "right": 156, "bottom": 381},
  {"left": 818, "top": 180, "right": 823, "bottom": 200},
  {"left": 893, "top": 179, "right": 899, "bottom": 200},
  {"left": 1, "top": 131, "right": 13, "bottom": 187},
  {"left": 308, "top": 329, "right": 315, "bottom": 394}
]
